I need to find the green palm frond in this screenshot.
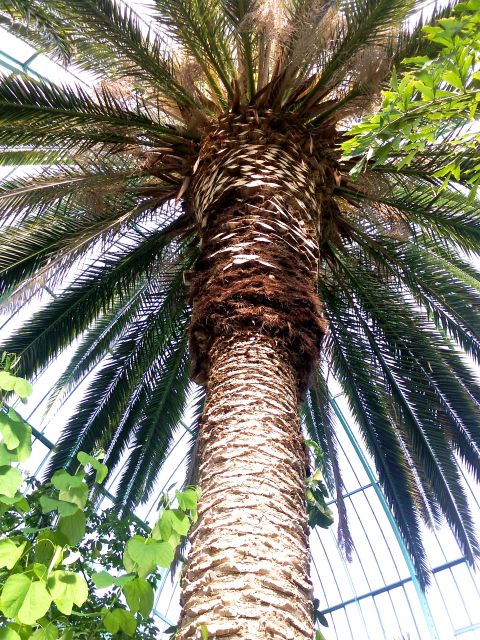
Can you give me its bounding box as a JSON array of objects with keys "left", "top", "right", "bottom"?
[
  {"left": 182, "top": 386, "right": 205, "bottom": 489},
  {"left": 154, "top": 0, "right": 235, "bottom": 105},
  {"left": 340, "top": 176, "right": 480, "bottom": 252},
  {"left": 0, "top": 159, "right": 142, "bottom": 225},
  {"left": 303, "top": 370, "right": 354, "bottom": 560},
  {"left": 322, "top": 278, "right": 430, "bottom": 586},
  {"left": 45, "top": 266, "right": 190, "bottom": 507},
  {"left": 0, "top": 218, "right": 189, "bottom": 377},
  {"left": 0, "top": 75, "right": 194, "bottom": 153},
  {"left": 0, "top": 149, "right": 74, "bottom": 166},
  {"left": 45, "top": 278, "right": 151, "bottom": 414},
  {"left": 219, "top": 0, "right": 256, "bottom": 99},
  {"left": 114, "top": 333, "right": 190, "bottom": 513},
  {"left": 0, "top": 0, "right": 74, "bottom": 64},
  {"left": 0, "top": 161, "right": 178, "bottom": 303},
  {"left": 350, "top": 233, "right": 480, "bottom": 363},
  {"left": 328, "top": 248, "right": 480, "bottom": 566},
  {"left": 297, "top": 0, "right": 414, "bottom": 113}
]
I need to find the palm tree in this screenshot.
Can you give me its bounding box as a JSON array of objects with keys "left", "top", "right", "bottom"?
[{"left": 1, "top": 0, "right": 480, "bottom": 637}]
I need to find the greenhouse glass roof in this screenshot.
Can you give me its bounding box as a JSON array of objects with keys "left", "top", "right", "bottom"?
[{"left": 0, "top": 6, "right": 480, "bottom": 640}]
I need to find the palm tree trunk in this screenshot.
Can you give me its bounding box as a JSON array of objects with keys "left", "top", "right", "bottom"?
[
  {"left": 178, "top": 109, "right": 333, "bottom": 639},
  {"left": 177, "top": 332, "right": 314, "bottom": 640}
]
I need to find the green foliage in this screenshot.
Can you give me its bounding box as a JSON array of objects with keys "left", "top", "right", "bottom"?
[
  {"left": 305, "top": 440, "right": 335, "bottom": 530},
  {"left": 0, "top": 365, "right": 198, "bottom": 639},
  {"left": 343, "top": 1, "right": 480, "bottom": 187}
]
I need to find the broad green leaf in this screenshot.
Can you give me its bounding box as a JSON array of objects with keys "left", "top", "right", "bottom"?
[
  {"left": 92, "top": 571, "right": 134, "bottom": 589},
  {"left": 91, "top": 571, "right": 115, "bottom": 589},
  {"left": 30, "top": 625, "right": 58, "bottom": 640},
  {"left": 32, "top": 563, "right": 48, "bottom": 580},
  {"left": 58, "top": 510, "right": 86, "bottom": 546},
  {"left": 123, "top": 536, "right": 174, "bottom": 577},
  {"left": 6, "top": 411, "right": 31, "bottom": 462},
  {"left": 170, "top": 510, "right": 190, "bottom": 537},
  {"left": 0, "top": 412, "right": 20, "bottom": 450},
  {"left": 0, "top": 574, "right": 52, "bottom": 624},
  {"left": 0, "top": 539, "right": 27, "bottom": 569},
  {"left": 103, "top": 608, "right": 137, "bottom": 636},
  {"left": 39, "top": 496, "right": 79, "bottom": 517},
  {"left": 58, "top": 483, "right": 89, "bottom": 510},
  {"left": 0, "top": 494, "right": 29, "bottom": 510},
  {"left": 315, "top": 630, "right": 327, "bottom": 640},
  {"left": 0, "top": 371, "right": 16, "bottom": 391},
  {"left": 35, "top": 531, "right": 64, "bottom": 567},
  {"left": 0, "top": 410, "right": 31, "bottom": 462},
  {"left": 51, "top": 470, "right": 85, "bottom": 490},
  {"left": 122, "top": 577, "right": 154, "bottom": 618},
  {"left": 443, "top": 69, "right": 465, "bottom": 91},
  {"left": 0, "top": 628, "right": 21, "bottom": 640},
  {"left": 200, "top": 624, "right": 209, "bottom": 640},
  {"left": 0, "top": 443, "right": 15, "bottom": 465},
  {"left": 156, "top": 510, "right": 173, "bottom": 541},
  {"left": 176, "top": 488, "right": 199, "bottom": 510},
  {"left": 76, "top": 452, "right": 108, "bottom": 483},
  {"left": 13, "top": 378, "right": 32, "bottom": 399},
  {"left": 0, "top": 466, "right": 23, "bottom": 498},
  {"left": 47, "top": 570, "right": 88, "bottom": 615}
]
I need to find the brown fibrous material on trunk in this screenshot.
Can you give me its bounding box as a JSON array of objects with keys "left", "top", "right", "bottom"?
[{"left": 188, "top": 108, "right": 338, "bottom": 393}]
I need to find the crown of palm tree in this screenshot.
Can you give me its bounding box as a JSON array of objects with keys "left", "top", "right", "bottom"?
[{"left": 0, "top": 0, "right": 479, "bottom": 587}]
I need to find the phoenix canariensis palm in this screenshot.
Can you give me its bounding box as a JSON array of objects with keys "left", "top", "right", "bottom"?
[{"left": 1, "top": 0, "right": 480, "bottom": 637}]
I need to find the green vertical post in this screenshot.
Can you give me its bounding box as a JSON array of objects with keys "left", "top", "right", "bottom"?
[{"left": 330, "top": 394, "right": 440, "bottom": 640}]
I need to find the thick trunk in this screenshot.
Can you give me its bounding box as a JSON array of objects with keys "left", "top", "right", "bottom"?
[
  {"left": 177, "top": 332, "right": 314, "bottom": 639},
  {"left": 178, "top": 109, "right": 334, "bottom": 639}
]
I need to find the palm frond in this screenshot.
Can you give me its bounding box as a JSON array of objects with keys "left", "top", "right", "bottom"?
[
  {"left": 340, "top": 176, "right": 480, "bottom": 253},
  {"left": 0, "top": 0, "right": 74, "bottom": 65},
  {"left": 0, "top": 159, "right": 142, "bottom": 225},
  {"left": 328, "top": 248, "right": 480, "bottom": 565},
  {"left": 297, "top": 0, "right": 414, "bottom": 113},
  {"left": 0, "top": 217, "right": 189, "bottom": 378},
  {"left": 45, "top": 264, "right": 190, "bottom": 471},
  {"left": 350, "top": 232, "right": 480, "bottom": 364},
  {"left": 45, "top": 278, "right": 151, "bottom": 414},
  {"left": 0, "top": 75, "right": 195, "bottom": 154},
  {"left": 115, "top": 333, "right": 190, "bottom": 513},
  {"left": 154, "top": 0, "right": 235, "bottom": 105},
  {"left": 321, "top": 279, "right": 430, "bottom": 587},
  {"left": 220, "top": 0, "right": 256, "bottom": 99}
]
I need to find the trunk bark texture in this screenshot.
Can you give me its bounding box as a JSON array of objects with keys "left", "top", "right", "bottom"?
[
  {"left": 178, "top": 333, "right": 314, "bottom": 639},
  {"left": 178, "top": 109, "right": 336, "bottom": 639}
]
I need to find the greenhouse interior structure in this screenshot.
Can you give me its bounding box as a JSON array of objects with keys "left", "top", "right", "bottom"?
[{"left": 1, "top": 1, "right": 480, "bottom": 640}]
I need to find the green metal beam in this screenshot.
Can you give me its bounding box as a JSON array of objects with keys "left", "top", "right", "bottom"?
[
  {"left": 454, "top": 622, "right": 480, "bottom": 636},
  {"left": 321, "top": 557, "right": 466, "bottom": 615}
]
